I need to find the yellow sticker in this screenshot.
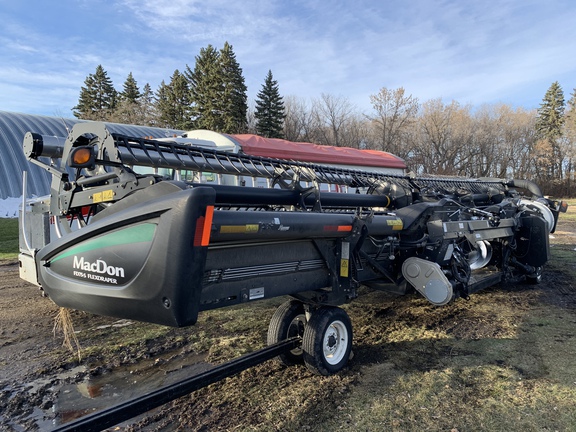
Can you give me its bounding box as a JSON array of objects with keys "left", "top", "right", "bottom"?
[
  {"left": 340, "top": 259, "right": 349, "bottom": 277},
  {"left": 387, "top": 219, "right": 404, "bottom": 230},
  {"left": 220, "top": 224, "right": 260, "bottom": 234},
  {"left": 93, "top": 190, "right": 114, "bottom": 203},
  {"left": 220, "top": 225, "right": 246, "bottom": 233},
  {"left": 102, "top": 190, "right": 114, "bottom": 201}
]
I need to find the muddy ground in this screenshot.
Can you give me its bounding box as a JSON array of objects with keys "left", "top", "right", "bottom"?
[{"left": 1, "top": 216, "right": 576, "bottom": 431}]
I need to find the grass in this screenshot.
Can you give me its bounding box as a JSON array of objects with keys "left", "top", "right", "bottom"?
[
  {"left": 334, "top": 364, "right": 576, "bottom": 431},
  {"left": 324, "top": 290, "right": 576, "bottom": 432},
  {"left": 0, "top": 218, "right": 18, "bottom": 259},
  {"left": 62, "top": 297, "right": 287, "bottom": 365},
  {"left": 76, "top": 322, "right": 178, "bottom": 361}
]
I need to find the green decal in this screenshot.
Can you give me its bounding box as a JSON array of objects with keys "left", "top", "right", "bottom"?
[{"left": 51, "top": 223, "right": 156, "bottom": 263}]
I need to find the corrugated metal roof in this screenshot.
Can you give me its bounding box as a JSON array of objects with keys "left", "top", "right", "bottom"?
[{"left": 0, "top": 111, "right": 183, "bottom": 199}]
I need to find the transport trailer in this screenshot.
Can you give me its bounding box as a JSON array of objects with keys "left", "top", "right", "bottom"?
[{"left": 19, "top": 122, "right": 568, "bottom": 376}]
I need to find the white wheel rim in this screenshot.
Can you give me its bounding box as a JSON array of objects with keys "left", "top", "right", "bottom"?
[{"left": 322, "top": 320, "right": 348, "bottom": 365}]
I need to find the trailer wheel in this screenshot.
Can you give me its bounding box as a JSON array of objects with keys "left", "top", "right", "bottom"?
[
  {"left": 302, "top": 306, "right": 352, "bottom": 376},
  {"left": 267, "top": 300, "right": 306, "bottom": 366}
]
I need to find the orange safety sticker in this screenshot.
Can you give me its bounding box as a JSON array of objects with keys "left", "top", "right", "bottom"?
[
  {"left": 193, "top": 206, "right": 215, "bottom": 247},
  {"left": 323, "top": 225, "right": 353, "bottom": 232},
  {"left": 201, "top": 206, "right": 214, "bottom": 246}
]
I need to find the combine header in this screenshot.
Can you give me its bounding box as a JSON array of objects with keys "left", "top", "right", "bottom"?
[{"left": 20, "top": 122, "right": 567, "bottom": 376}]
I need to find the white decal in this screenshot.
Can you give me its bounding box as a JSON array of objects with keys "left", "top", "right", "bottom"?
[
  {"left": 73, "top": 256, "right": 125, "bottom": 279},
  {"left": 341, "top": 242, "right": 350, "bottom": 259}
]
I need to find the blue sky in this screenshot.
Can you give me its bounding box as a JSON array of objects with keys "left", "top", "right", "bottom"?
[{"left": 1, "top": 0, "right": 575, "bottom": 118}]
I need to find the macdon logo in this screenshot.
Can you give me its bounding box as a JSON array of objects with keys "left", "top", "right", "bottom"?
[{"left": 73, "top": 256, "right": 125, "bottom": 278}]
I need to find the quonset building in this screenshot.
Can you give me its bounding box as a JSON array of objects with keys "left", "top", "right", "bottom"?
[{"left": 0, "top": 111, "right": 183, "bottom": 200}]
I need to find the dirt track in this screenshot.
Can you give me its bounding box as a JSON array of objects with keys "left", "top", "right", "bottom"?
[{"left": 1, "top": 217, "right": 576, "bottom": 431}]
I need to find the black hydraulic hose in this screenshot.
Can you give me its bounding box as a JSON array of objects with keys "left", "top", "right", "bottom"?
[
  {"left": 506, "top": 179, "right": 543, "bottom": 199},
  {"left": 190, "top": 183, "right": 393, "bottom": 208}
]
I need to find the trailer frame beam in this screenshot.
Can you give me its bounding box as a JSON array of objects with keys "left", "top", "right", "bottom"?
[{"left": 52, "top": 337, "right": 301, "bottom": 432}]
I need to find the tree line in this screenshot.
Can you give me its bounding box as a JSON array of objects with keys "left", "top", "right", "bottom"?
[
  {"left": 73, "top": 42, "right": 284, "bottom": 138},
  {"left": 73, "top": 43, "right": 576, "bottom": 197}
]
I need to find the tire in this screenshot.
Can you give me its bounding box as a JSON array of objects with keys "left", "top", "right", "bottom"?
[
  {"left": 302, "top": 306, "right": 352, "bottom": 376},
  {"left": 267, "top": 300, "right": 306, "bottom": 366}
]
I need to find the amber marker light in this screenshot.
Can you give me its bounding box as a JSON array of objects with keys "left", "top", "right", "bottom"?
[{"left": 69, "top": 146, "right": 95, "bottom": 168}]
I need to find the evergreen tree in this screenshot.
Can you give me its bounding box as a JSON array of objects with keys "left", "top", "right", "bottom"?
[
  {"left": 219, "top": 42, "right": 248, "bottom": 133},
  {"left": 568, "top": 88, "right": 576, "bottom": 111},
  {"left": 73, "top": 73, "right": 97, "bottom": 119},
  {"left": 536, "top": 81, "right": 565, "bottom": 140},
  {"left": 566, "top": 88, "right": 576, "bottom": 130},
  {"left": 73, "top": 65, "right": 117, "bottom": 120},
  {"left": 170, "top": 70, "right": 193, "bottom": 130},
  {"left": 141, "top": 82, "right": 153, "bottom": 103},
  {"left": 110, "top": 81, "right": 156, "bottom": 126},
  {"left": 254, "top": 70, "right": 285, "bottom": 138},
  {"left": 186, "top": 45, "right": 223, "bottom": 131},
  {"left": 109, "top": 72, "right": 143, "bottom": 125},
  {"left": 154, "top": 80, "right": 171, "bottom": 127},
  {"left": 120, "top": 72, "right": 141, "bottom": 103},
  {"left": 186, "top": 42, "right": 248, "bottom": 133},
  {"left": 154, "top": 70, "right": 192, "bottom": 130},
  {"left": 535, "top": 81, "right": 565, "bottom": 179},
  {"left": 138, "top": 83, "right": 157, "bottom": 126}
]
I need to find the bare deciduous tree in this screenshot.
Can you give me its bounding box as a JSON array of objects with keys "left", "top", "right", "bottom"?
[
  {"left": 368, "top": 87, "right": 419, "bottom": 158},
  {"left": 283, "top": 95, "right": 312, "bottom": 142},
  {"left": 311, "top": 93, "right": 357, "bottom": 147},
  {"left": 411, "top": 98, "right": 460, "bottom": 174}
]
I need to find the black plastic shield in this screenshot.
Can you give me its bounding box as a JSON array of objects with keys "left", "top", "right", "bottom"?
[
  {"left": 514, "top": 215, "right": 550, "bottom": 267},
  {"left": 37, "top": 186, "right": 216, "bottom": 327}
]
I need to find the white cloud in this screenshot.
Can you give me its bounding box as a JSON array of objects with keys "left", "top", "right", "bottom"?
[
  {"left": 0, "top": 38, "right": 38, "bottom": 53},
  {"left": 118, "top": 0, "right": 281, "bottom": 43}
]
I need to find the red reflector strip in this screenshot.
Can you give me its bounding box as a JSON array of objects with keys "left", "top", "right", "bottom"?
[
  {"left": 193, "top": 206, "right": 214, "bottom": 247},
  {"left": 323, "top": 225, "right": 353, "bottom": 232}
]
